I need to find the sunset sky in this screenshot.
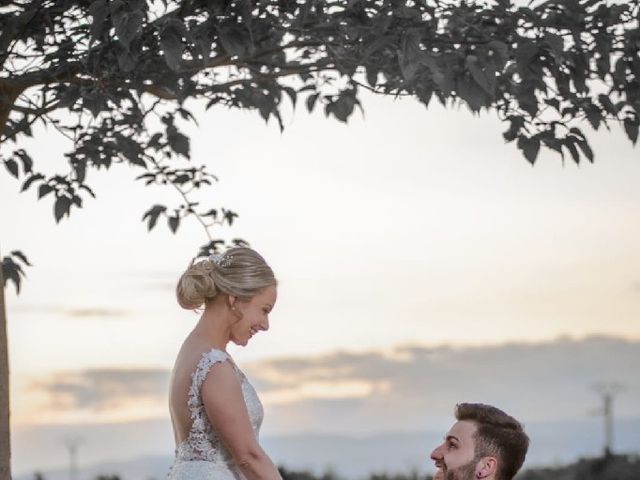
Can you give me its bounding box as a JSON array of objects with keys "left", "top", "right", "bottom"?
[{"left": 2, "top": 91, "right": 640, "bottom": 475}]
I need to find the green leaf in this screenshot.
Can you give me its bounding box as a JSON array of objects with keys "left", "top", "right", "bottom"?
[
  {"left": 168, "top": 215, "right": 180, "bottom": 233},
  {"left": 148, "top": 132, "right": 163, "bottom": 149},
  {"left": 306, "top": 93, "right": 319, "bottom": 113},
  {"left": 56, "top": 85, "right": 81, "bottom": 109},
  {"left": 366, "top": 67, "right": 378, "bottom": 88},
  {"left": 596, "top": 51, "right": 611, "bottom": 79},
  {"left": 456, "top": 77, "right": 487, "bottom": 113},
  {"left": 1, "top": 257, "right": 22, "bottom": 294},
  {"left": 15, "top": 149, "right": 33, "bottom": 174},
  {"left": 4, "top": 159, "right": 19, "bottom": 178},
  {"left": 203, "top": 209, "right": 218, "bottom": 219},
  {"left": 585, "top": 105, "right": 602, "bottom": 130},
  {"left": 466, "top": 55, "right": 496, "bottom": 95},
  {"left": 112, "top": 9, "right": 143, "bottom": 50},
  {"left": 173, "top": 174, "right": 190, "bottom": 185},
  {"left": 114, "top": 132, "right": 145, "bottom": 166},
  {"left": 73, "top": 159, "right": 87, "bottom": 183},
  {"left": 517, "top": 136, "right": 540, "bottom": 164},
  {"left": 116, "top": 46, "right": 138, "bottom": 72},
  {"left": 223, "top": 209, "right": 238, "bottom": 226},
  {"left": 598, "top": 94, "right": 617, "bottom": 115},
  {"left": 88, "top": 0, "right": 109, "bottom": 40},
  {"left": 168, "top": 130, "right": 190, "bottom": 157},
  {"left": 198, "top": 239, "right": 226, "bottom": 257},
  {"left": 564, "top": 138, "right": 581, "bottom": 164},
  {"left": 218, "top": 22, "right": 253, "bottom": 58},
  {"left": 160, "top": 23, "right": 184, "bottom": 71},
  {"left": 488, "top": 40, "right": 509, "bottom": 66},
  {"left": 541, "top": 135, "right": 564, "bottom": 159},
  {"left": 54, "top": 196, "right": 72, "bottom": 223},
  {"left": 142, "top": 205, "right": 167, "bottom": 231},
  {"left": 544, "top": 98, "right": 560, "bottom": 111},
  {"left": 613, "top": 56, "right": 627, "bottom": 86},
  {"left": 10, "top": 250, "right": 32, "bottom": 266},
  {"left": 624, "top": 116, "right": 639, "bottom": 144},
  {"left": 569, "top": 127, "right": 585, "bottom": 140},
  {"left": 515, "top": 42, "right": 539, "bottom": 75},
  {"left": 326, "top": 92, "right": 356, "bottom": 122},
  {"left": 503, "top": 116, "right": 525, "bottom": 143},
  {"left": 283, "top": 87, "right": 297, "bottom": 108},
  {"left": 398, "top": 31, "right": 422, "bottom": 83},
  {"left": 575, "top": 138, "right": 594, "bottom": 162},
  {"left": 20, "top": 173, "right": 45, "bottom": 192},
  {"left": 37, "top": 184, "right": 54, "bottom": 199},
  {"left": 363, "top": 35, "right": 394, "bottom": 59},
  {"left": 518, "top": 86, "right": 539, "bottom": 117},
  {"left": 544, "top": 32, "right": 564, "bottom": 59}
]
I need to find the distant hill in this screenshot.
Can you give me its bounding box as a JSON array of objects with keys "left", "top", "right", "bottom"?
[
  {"left": 18, "top": 454, "right": 640, "bottom": 480},
  {"left": 517, "top": 454, "right": 640, "bottom": 480},
  {"left": 14, "top": 418, "right": 640, "bottom": 480}
]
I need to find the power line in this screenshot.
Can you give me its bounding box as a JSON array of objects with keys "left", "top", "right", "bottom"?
[
  {"left": 63, "top": 437, "right": 83, "bottom": 480},
  {"left": 591, "top": 382, "right": 625, "bottom": 458}
]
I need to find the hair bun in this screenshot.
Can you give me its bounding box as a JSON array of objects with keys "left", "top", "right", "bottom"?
[
  {"left": 176, "top": 260, "right": 218, "bottom": 310},
  {"left": 175, "top": 247, "right": 277, "bottom": 310}
]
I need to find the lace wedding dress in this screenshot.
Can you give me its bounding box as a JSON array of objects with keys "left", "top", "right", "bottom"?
[{"left": 167, "top": 348, "right": 264, "bottom": 480}]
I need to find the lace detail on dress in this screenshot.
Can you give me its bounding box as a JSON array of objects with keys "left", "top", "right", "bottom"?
[{"left": 174, "top": 348, "right": 264, "bottom": 464}]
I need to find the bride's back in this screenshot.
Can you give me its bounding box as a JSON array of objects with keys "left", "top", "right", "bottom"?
[{"left": 169, "top": 334, "right": 212, "bottom": 444}]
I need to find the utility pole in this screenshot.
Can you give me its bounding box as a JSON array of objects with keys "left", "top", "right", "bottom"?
[
  {"left": 64, "top": 437, "right": 83, "bottom": 480},
  {"left": 592, "top": 382, "right": 624, "bottom": 458}
]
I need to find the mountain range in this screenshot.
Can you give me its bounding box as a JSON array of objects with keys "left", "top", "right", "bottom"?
[{"left": 14, "top": 417, "right": 640, "bottom": 480}]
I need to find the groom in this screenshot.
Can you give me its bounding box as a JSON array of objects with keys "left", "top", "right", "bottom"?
[{"left": 430, "top": 403, "right": 529, "bottom": 480}]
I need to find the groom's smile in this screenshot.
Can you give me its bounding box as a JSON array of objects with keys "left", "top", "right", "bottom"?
[{"left": 430, "top": 420, "right": 478, "bottom": 480}]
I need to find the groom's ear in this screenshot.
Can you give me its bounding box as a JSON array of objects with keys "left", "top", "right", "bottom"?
[{"left": 475, "top": 457, "right": 497, "bottom": 479}]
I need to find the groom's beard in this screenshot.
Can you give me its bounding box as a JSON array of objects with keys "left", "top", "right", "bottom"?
[{"left": 444, "top": 458, "right": 477, "bottom": 480}]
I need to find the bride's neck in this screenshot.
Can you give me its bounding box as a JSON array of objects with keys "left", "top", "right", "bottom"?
[{"left": 194, "top": 301, "right": 231, "bottom": 350}]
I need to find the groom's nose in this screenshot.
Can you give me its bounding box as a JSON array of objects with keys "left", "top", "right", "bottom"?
[{"left": 430, "top": 444, "right": 444, "bottom": 462}]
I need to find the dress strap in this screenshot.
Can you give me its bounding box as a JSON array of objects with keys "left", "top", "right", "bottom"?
[{"left": 187, "top": 348, "right": 231, "bottom": 415}]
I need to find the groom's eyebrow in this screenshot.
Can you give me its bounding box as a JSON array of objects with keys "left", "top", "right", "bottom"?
[{"left": 445, "top": 435, "right": 460, "bottom": 442}]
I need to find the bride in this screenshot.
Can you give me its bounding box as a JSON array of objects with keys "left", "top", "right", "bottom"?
[{"left": 167, "top": 247, "right": 281, "bottom": 480}]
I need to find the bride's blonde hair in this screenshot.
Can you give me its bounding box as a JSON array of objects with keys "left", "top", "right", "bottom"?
[{"left": 176, "top": 247, "right": 277, "bottom": 310}]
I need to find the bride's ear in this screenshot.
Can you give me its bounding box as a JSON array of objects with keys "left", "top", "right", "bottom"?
[
  {"left": 228, "top": 295, "right": 239, "bottom": 311},
  {"left": 228, "top": 295, "right": 243, "bottom": 320}
]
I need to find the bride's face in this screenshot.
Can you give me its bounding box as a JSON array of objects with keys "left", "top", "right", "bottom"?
[{"left": 229, "top": 285, "right": 277, "bottom": 347}]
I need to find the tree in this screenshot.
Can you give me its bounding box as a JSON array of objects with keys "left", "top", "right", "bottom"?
[
  {"left": 1, "top": 1, "right": 639, "bottom": 479},
  {"left": 0, "top": 256, "right": 9, "bottom": 480}
]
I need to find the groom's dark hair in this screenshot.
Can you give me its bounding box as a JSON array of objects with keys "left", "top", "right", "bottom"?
[{"left": 455, "top": 403, "right": 529, "bottom": 480}]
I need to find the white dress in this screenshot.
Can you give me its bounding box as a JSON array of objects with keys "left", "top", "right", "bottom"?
[{"left": 167, "top": 348, "right": 264, "bottom": 480}]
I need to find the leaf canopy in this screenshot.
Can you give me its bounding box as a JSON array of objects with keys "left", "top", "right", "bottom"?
[{"left": 1, "top": 0, "right": 639, "bottom": 263}]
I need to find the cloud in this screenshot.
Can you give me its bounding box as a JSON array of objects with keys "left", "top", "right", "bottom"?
[
  {"left": 64, "top": 308, "right": 128, "bottom": 318},
  {"left": 31, "top": 368, "right": 170, "bottom": 413},
  {"left": 247, "top": 336, "right": 640, "bottom": 434},
  {"left": 20, "top": 336, "right": 640, "bottom": 436},
  {"left": 12, "top": 305, "right": 128, "bottom": 318}
]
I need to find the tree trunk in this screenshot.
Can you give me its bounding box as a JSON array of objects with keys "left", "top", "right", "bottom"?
[
  {"left": 0, "top": 80, "right": 21, "bottom": 138},
  {"left": 0, "top": 246, "right": 11, "bottom": 480}
]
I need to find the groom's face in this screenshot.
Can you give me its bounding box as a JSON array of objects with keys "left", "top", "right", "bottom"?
[{"left": 430, "top": 420, "right": 478, "bottom": 480}]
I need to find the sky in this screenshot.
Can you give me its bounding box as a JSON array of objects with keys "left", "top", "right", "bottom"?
[
  {"left": 9, "top": 337, "right": 640, "bottom": 477},
  {"left": 2, "top": 90, "right": 640, "bottom": 475}
]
